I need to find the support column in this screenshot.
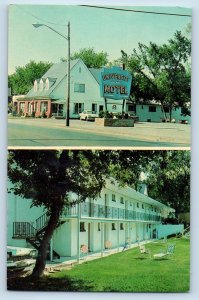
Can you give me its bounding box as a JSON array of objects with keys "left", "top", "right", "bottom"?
[
  {"left": 117, "top": 221, "right": 120, "bottom": 252},
  {"left": 101, "top": 222, "right": 104, "bottom": 257},
  {"left": 77, "top": 203, "right": 80, "bottom": 263}
]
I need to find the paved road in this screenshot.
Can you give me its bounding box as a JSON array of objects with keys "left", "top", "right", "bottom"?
[{"left": 8, "top": 118, "right": 190, "bottom": 148}]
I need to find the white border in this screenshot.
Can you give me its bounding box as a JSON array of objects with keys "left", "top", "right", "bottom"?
[{"left": 1, "top": 1, "right": 199, "bottom": 300}]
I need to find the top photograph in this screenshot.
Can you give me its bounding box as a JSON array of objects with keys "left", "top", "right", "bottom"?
[{"left": 8, "top": 5, "right": 191, "bottom": 148}]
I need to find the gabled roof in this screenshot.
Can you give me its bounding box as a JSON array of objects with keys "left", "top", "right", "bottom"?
[
  {"left": 88, "top": 68, "right": 102, "bottom": 84},
  {"left": 26, "top": 59, "right": 79, "bottom": 98}
]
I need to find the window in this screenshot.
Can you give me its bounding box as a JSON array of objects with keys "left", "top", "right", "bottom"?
[
  {"left": 34, "top": 80, "right": 38, "bottom": 92},
  {"left": 19, "top": 102, "right": 25, "bottom": 112},
  {"left": 79, "top": 67, "right": 82, "bottom": 73},
  {"left": 92, "top": 103, "right": 97, "bottom": 113},
  {"left": 28, "top": 102, "right": 31, "bottom": 113},
  {"left": 80, "top": 222, "right": 86, "bottom": 232},
  {"left": 45, "top": 78, "right": 49, "bottom": 91},
  {"left": 112, "top": 194, "right": 116, "bottom": 202},
  {"left": 120, "top": 197, "right": 124, "bottom": 204},
  {"left": 74, "top": 83, "right": 85, "bottom": 93},
  {"left": 39, "top": 79, "right": 44, "bottom": 91},
  {"left": 128, "top": 104, "right": 136, "bottom": 112},
  {"left": 74, "top": 103, "right": 84, "bottom": 114},
  {"left": 41, "top": 101, "right": 48, "bottom": 113},
  {"left": 35, "top": 102, "right": 38, "bottom": 112},
  {"left": 137, "top": 203, "right": 139, "bottom": 208},
  {"left": 98, "top": 223, "right": 101, "bottom": 231},
  {"left": 142, "top": 204, "right": 144, "bottom": 209},
  {"left": 112, "top": 223, "right": 116, "bottom": 230},
  {"left": 120, "top": 223, "right": 124, "bottom": 230},
  {"left": 149, "top": 106, "right": 156, "bottom": 112}
]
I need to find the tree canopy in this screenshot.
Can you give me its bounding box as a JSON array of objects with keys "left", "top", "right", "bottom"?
[
  {"left": 8, "top": 60, "right": 53, "bottom": 95},
  {"left": 61, "top": 47, "right": 108, "bottom": 68},
  {"left": 126, "top": 31, "right": 191, "bottom": 120}
]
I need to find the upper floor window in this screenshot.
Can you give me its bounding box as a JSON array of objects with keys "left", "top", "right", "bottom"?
[
  {"left": 45, "top": 78, "right": 49, "bottom": 91},
  {"left": 137, "top": 202, "right": 139, "bottom": 208},
  {"left": 112, "top": 194, "right": 116, "bottom": 202},
  {"left": 120, "top": 197, "right": 124, "bottom": 204},
  {"left": 149, "top": 106, "right": 156, "bottom": 112},
  {"left": 34, "top": 80, "right": 38, "bottom": 92},
  {"left": 74, "top": 83, "right": 85, "bottom": 93},
  {"left": 39, "top": 79, "right": 44, "bottom": 91},
  {"left": 98, "top": 223, "right": 101, "bottom": 231},
  {"left": 142, "top": 204, "right": 144, "bottom": 209}
]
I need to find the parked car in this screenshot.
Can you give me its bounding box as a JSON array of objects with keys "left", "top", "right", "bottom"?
[{"left": 79, "top": 111, "right": 98, "bottom": 121}]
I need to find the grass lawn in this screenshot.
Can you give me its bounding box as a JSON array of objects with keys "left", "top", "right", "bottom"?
[{"left": 7, "top": 237, "right": 190, "bottom": 292}]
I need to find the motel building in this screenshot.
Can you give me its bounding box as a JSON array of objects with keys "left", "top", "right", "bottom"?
[
  {"left": 12, "top": 59, "right": 190, "bottom": 124},
  {"left": 7, "top": 179, "right": 183, "bottom": 260}
]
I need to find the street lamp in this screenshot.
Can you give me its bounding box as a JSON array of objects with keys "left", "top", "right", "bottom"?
[{"left": 33, "top": 22, "right": 71, "bottom": 127}]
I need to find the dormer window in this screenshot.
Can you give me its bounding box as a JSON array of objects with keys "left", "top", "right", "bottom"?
[
  {"left": 39, "top": 79, "right": 44, "bottom": 91},
  {"left": 45, "top": 78, "right": 49, "bottom": 91},
  {"left": 34, "top": 80, "right": 38, "bottom": 92}
]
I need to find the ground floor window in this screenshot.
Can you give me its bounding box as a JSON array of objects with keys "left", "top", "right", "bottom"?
[
  {"left": 92, "top": 103, "right": 97, "bottom": 113},
  {"left": 112, "top": 223, "right": 116, "bottom": 230},
  {"left": 74, "top": 103, "right": 84, "bottom": 114},
  {"left": 41, "top": 101, "right": 48, "bottom": 113},
  {"left": 19, "top": 102, "right": 25, "bottom": 112},
  {"left": 99, "top": 105, "right": 104, "bottom": 112},
  {"left": 128, "top": 104, "right": 136, "bottom": 112},
  {"left": 149, "top": 106, "right": 156, "bottom": 112},
  {"left": 120, "top": 223, "right": 124, "bottom": 230},
  {"left": 80, "top": 222, "right": 86, "bottom": 232}
]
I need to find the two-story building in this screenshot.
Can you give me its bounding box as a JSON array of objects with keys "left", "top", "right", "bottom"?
[
  {"left": 7, "top": 179, "right": 183, "bottom": 260},
  {"left": 13, "top": 59, "right": 190, "bottom": 123}
]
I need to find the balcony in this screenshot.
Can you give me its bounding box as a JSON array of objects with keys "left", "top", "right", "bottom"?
[{"left": 62, "top": 202, "right": 161, "bottom": 222}]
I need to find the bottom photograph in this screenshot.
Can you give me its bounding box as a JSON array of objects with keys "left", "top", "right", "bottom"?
[{"left": 7, "top": 150, "right": 190, "bottom": 292}]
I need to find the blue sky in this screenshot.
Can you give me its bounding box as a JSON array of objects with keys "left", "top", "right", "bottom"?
[{"left": 8, "top": 5, "right": 191, "bottom": 74}]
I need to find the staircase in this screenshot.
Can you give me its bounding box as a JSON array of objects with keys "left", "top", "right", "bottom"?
[{"left": 13, "top": 213, "right": 63, "bottom": 259}]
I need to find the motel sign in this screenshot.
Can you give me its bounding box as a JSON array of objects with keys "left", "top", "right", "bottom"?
[{"left": 100, "top": 66, "right": 132, "bottom": 100}]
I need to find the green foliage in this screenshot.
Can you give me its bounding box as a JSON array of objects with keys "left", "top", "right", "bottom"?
[
  {"left": 8, "top": 60, "right": 52, "bottom": 95},
  {"left": 145, "top": 151, "right": 190, "bottom": 214},
  {"left": 61, "top": 47, "right": 108, "bottom": 68},
  {"left": 127, "top": 31, "right": 191, "bottom": 117}
]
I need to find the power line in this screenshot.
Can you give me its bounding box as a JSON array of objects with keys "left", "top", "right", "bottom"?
[
  {"left": 15, "top": 5, "right": 67, "bottom": 26},
  {"left": 79, "top": 5, "right": 192, "bottom": 17}
]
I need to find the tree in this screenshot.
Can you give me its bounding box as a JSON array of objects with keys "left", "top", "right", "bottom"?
[
  {"left": 127, "top": 31, "right": 191, "bottom": 121},
  {"left": 8, "top": 60, "right": 53, "bottom": 95},
  {"left": 8, "top": 150, "right": 112, "bottom": 278},
  {"left": 61, "top": 47, "right": 108, "bottom": 68},
  {"left": 145, "top": 151, "right": 190, "bottom": 214}
]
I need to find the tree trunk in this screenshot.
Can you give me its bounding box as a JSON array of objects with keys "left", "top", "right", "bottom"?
[{"left": 31, "top": 207, "right": 61, "bottom": 278}]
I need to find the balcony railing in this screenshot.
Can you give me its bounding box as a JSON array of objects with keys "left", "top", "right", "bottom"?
[
  {"left": 13, "top": 222, "right": 37, "bottom": 238},
  {"left": 63, "top": 202, "right": 161, "bottom": 222}
]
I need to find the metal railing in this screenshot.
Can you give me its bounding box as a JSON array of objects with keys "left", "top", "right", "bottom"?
[
  {"left": 63, "top": 202, "right": 161, "bottom": 222},
  {"left": 35, "top": 213, "right": 49, "bottom": 231},
  {"left": 13, "top": 222, "right": 37, "bottom": 238}
]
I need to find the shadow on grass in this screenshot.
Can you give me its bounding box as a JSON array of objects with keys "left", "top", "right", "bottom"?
[{"left": 7, "top": 274, "right": 94, "bottom": 291}]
